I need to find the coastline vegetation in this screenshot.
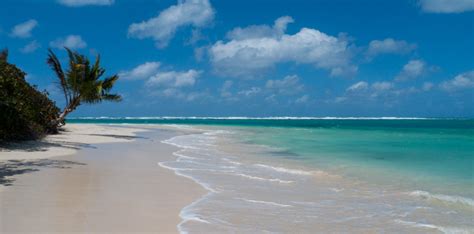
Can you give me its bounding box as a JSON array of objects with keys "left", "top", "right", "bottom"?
[
  {"left": 0, "top": 48, "right": 121, "bottom": 142},
  {"left": 0, "top": 49, "right": 59, "bottom": 141}
]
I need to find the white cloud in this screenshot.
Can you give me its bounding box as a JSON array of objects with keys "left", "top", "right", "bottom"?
[
  {"left": 372, "top": 81, "right": 394, "bottom": 91},
  {"left": 226, "top": 16, "right": 294, "bottom": 40},
  {"left": 265, "top": 75, "right": 304, "bottom": 95},
  {"left": 209, "top": 16, "right": 355, "bottom": 78},
  {"left": 20, "top": 40, "right": 41, "bottom": 53},
  {"left": 121, "top": 62, "right": 201, "bottom": 88},
  {"left": 346, "top": 81, "right": 368, "bottom": 92},
  {"left": 10, "top": 19, "right": 38, "bottom": 38},
  {"left": 159, "top": 88, "right": 208, "bottom": 101},
  {"left": 337, "top": 80, "right": 395, "bottom": 102},
  {"left": 295, "top": 94, "right": 310, "bottom": 104},
  {"left": 238, "top": 87, "right": 261, "bottom": 97},
  {"left": 128, "top": 0, "right": 214, "bottom": 48},
  {"left": 121, "top": 61, "right": 204, "bottom": 101},
  {"left": 119, "top": 62, "right": 161, "bottom": 80},
  {"left": 147, "top": 70, "right": 201, "bottom": 88},
  {"left": 50, "top": 35, "right": 87, "bottom": 49},
  {"left": 265, "top": 94, "right": 277, "bottom": 103},
  {"left": 395, "top": 59, "right": 435, "bottom": 81},
  {"left": 336, "top": 80, "right": 431, "bottom": 104},
  {"left": 419, "top": 0, "right": 474, "bottom": 13},
  {"left": 57, "top": 0, "right": 114, "bottom": 7},
  {"left": 366, "top": 38, "right": 416, "bottom": 57},
  {"left": 346, "top": 81, "right": 394, "bottom": 94},
  {"left": 187, "top": 29, "right": 205, "bottom": 45},
  {"left": 439, "top": 71, "right": 474, "bottom": 92}
]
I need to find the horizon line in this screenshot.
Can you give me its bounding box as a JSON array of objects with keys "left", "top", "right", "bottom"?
[{"left": 67, "top": 116, "right": 473, "bottom": 120}]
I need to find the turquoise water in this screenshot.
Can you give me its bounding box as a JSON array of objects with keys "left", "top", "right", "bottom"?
[
  {"left": 238, "top": 124, "right": 474, "bottom": 197},
  {"left": 69, "top": 117, "right": 474, "bottom": 197}
]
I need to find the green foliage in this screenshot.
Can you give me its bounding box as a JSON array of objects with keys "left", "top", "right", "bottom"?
[
  {"left": 47, "top": 48, "right": 121, "bottom": 124},
  {"left": 0, "top": 51, "right": 60, "bottom": 141}
]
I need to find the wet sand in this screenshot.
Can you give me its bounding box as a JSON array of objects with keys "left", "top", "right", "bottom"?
[{"left": 0, "top": 124, "right": 206, "bottom": 233}]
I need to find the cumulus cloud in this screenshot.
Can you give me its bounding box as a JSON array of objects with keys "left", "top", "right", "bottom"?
[
  {"left": 439, "top": 71, "right": 474, "bottom": 92},
  {"left": 146, "top": 70, "right": 201, "bottom": 88},
  {"left": 366, "top": 38, "right": 416, "bottom": 58},
  {"left": 209, "top": 16, "right": 355, "bottom": 78},
  {"left": 119, "top": 62, "right": 161, "bottom": 80},
  {"left": 128, "top": 0, "right": 214, "bottom": 48},
  {"left": 395, "top": 59, "right": 436, "bottom": 81},
  {"left": 121, "top": 61, "right": 204, "bottom": 101},
  {"left": 226, "top": 16, "right": 294, "bottom": 40},
  {"left": 20, "top": 40, "right": 41, "bottom": 53},
  {"left": 10, "top": 19, "right": 38, "bottom": 38},
  {"left": 419, "top": 0, "right": 474, "bottom": 13},
  {"left": 57, "top": 0, "right": 114, "bottom": 7},
  {"left": 50, "top": 35, "right": 87, "bottom": 49},
  {"left": 265, "top": 75, "right": 304, "bottom": 95}
]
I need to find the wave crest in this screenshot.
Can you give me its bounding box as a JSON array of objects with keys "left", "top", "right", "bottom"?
[{"left": 409, "top": 190, "right": 474, "bottom": 208}]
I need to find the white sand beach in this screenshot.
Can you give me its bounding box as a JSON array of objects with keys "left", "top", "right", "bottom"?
[{"left": 0, "top": 124, "right": 206, "bottom": 233}]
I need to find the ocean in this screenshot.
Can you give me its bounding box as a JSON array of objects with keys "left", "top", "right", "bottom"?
[{"left": 68, "top": 117, "right": 474, "bottom": 233}]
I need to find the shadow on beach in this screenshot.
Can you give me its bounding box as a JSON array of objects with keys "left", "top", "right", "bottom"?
[
  {"left": 87, "top": 133, "right": 147, "bottom": 140},
  {"left": 0, "top": 131, "right": 145, "bottom": 153},
  {"left": 0, "top": 139, "right": 96, "bottom": 152},
  {"left": 0, "top": 127, "right": 145, "bottom": 186},
  {"left": 0, "top": 159, "right": 86, "bottom": 186}
]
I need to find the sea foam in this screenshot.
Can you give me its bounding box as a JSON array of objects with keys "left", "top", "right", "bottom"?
[
  {"left": 234, "top": 173, "right": 294, "bottom": 184},
  {"left": 409, "top": 190, "right": 474, "bottom": 208},
  {"left": 394, "top": 219, "right": 472, "bottom": 234},
  {"left": 238, "top": 198, "right": 293, "bottom": 208},
  {"left": 253, "top": 164, "right": 313, "bottom": 175}
]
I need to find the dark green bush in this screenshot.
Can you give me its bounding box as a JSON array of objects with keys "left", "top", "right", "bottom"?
[{"left": 0, "top": 50, "right": 60, "bottom": 141}]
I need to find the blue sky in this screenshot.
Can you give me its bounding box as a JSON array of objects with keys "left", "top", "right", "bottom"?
[{"left": 1, "top": 0, "right": 473, "bottom": 117}]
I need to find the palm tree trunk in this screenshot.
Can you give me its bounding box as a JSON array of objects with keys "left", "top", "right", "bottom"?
[{"left": 52, "top": 97, "right": 80, "bottom": 128}]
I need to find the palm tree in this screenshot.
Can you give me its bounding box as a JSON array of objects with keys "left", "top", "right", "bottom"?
[{"left": 47, "top": 48, "right": 121, "bottom": 126}]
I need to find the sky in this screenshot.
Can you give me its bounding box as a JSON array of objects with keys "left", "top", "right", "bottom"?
[{"left": 1, "top": 0, "right": 473, "bottom": 117}]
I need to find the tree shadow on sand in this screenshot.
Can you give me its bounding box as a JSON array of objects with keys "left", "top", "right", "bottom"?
[
  {"left": 0, "top": 129, "right": 144, "bottom": 186},
  {"left": 87, "top": 134, "right": 147, "bottom": 140},
  {"left": 0, "top": 159, "right": 86, "bottom": 186},
  {"left": 0, "top": 138, "right": 97, "bottom": 152}
]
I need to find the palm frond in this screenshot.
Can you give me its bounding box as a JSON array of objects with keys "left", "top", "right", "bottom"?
[
  {"left": 101, "top": 94, "right": 122, "bottom": 102},
  {"left": 47, "top": 48, "right": 70, "bottom": 105},
  {"left": 102, "top": 75, "right": 119, "bottom": 91}
]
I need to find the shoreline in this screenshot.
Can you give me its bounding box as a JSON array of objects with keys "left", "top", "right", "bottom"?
[{"left": 0, "top": 124, "right": 206, "bottom": 233}]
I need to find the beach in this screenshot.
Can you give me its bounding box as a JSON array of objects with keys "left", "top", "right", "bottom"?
[
  {"left": 1, "top": 120, "right": 473, "bottom": 233},
  {"left": 0, "top": 124, "right": 206, "bottom": 233}
]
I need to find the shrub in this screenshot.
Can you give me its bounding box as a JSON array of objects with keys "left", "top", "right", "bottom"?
[{"left": 0, "top": 50, "right": 60, "bottom": 141}]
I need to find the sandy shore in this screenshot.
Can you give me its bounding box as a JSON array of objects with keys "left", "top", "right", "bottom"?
[{"left": 0, "top": 124, "right": 206, "bottom": 233}]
